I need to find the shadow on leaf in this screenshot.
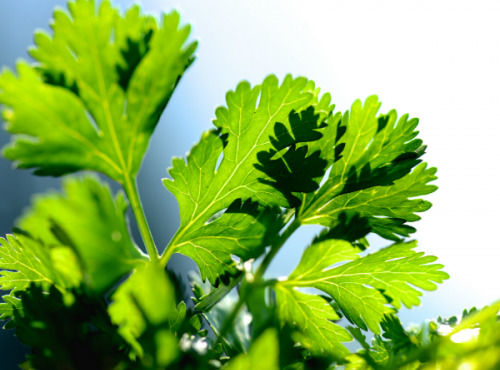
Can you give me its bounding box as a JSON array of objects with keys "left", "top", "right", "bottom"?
[{"left": 255, "top": 106, "right": 328, "bottom": 207}]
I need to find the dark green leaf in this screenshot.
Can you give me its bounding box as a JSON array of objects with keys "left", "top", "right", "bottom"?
[
  {"left": 298, "top": 96, "right": 436, "bottom": 241},
  {"left": 14, "top": 284, "right": 128, "bottom": 369}
]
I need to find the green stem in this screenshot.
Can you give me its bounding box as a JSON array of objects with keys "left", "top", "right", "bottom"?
[
  {"left": 217, "top": 217, "right": 301, "bottom": 341},
  {"left": 159, "top": 233, "right": 177, "bottom": 267},
  {"left": 254, "top": 218, "right": 300, "bottom": 282},
  {"left": 218, "top": 295, "right": 246, "bottom": 341},
  {"left": 123, "top": 177, "right": 159, "bottom": 262}
]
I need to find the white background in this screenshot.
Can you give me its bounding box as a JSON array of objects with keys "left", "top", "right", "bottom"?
[{"left": 140, "top": 0, "right": 500, "bottom": 322}]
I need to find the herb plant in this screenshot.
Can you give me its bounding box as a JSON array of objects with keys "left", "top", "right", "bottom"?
[{"left": 1, "top": 1, "right": 499, "bottom": 369}]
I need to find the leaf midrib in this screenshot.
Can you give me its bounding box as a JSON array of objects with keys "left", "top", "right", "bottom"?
[{"left": 167, "top": 88, "right": 299, "bottom": 256}]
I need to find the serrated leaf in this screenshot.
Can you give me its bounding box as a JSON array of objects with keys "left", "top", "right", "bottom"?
[
  {"left": 18, "top": 175, "right": 147, "bottom": 293},
  {"left": 278, "top": 239, "right": 448, "bottom": 339},
  {"left": 348, "top": 303, "right": 500, "bottom": 370},
  {"left": 177, "top": 198, "right": 280, "bottom": 285},
  {"left": 0, "top": 233, "right": 78, "bottom": 321},
  {"left": 164, "top": 75, "right": 332, "bottom": 283},
  {"left": 298, "top": 96, "right": 436, "bottom": 241},
  {"left": 108, "top": 264, "right": 181, "bottom": 356},
  {"left": 191, "top": 272, "right": 250, "bottom": 355},
  {"left": 275, "top": 286, "right": 352, "bottom": 360},
  {"left": 0, "top": 0, "right": 196, "bottom": 181},
  {"left": 194, "top": 272, "right": 243, "bottom": 312}
]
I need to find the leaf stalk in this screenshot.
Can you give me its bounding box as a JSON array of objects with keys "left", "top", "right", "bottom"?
[
  {"left": 123, "top": 177, "right": 159, "bottom": 262},
  {"left": 217, "top": 217, "right": 301, "bottom": 340}
]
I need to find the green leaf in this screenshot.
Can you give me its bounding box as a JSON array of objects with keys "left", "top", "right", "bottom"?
[
  {"left": 194, "top": 272, "right": 243, "bottom": 312},
  {"left": 0, "top": 0, "right": 196, "bottom": 181},
  {"left": 275, "top": 286, "right": 352, "bottom": 360},
  {"left": 298, "top": 96, "right": 436, "bottom": 241},
  {"left": 18, "top": 175, "right": 147, "bottom": 293},
  {"left": 348, "top": 303, "right": 500, "bottom": 370},
  {"left": 0, "top": 233, "right": 79, "bottom": 322},
  {"left": 277, "top": 238, "right": 448, "bottom": 353},
  {"left": 191, "top": 272, "right": 250, "bottom": 355},
  {"left": 224, "top": 329, "right": 280, "bottom": 370},
  {"left": 178, "top": 198, "right": 280, "bottom": 285},
  {"left": 108, "top": 264, "right": 182, "bottom": 356},
  {"left": 164, "top": 75, "right": 332, "bottom": 283}
]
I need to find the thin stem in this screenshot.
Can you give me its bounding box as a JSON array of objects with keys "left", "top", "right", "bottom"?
[
  {"left": 217, "top": 217, "right": 301, "bottom": 341},
  {"left": 159, "top": 232, "right": 178, "bottom": 267},
  {"left": 254, "top": 218, "right": 300, "bottom": 282},
  {"left": 123, "top": 176, "right": 159, "bottom": 262},
  {"left": 218, "top": 295, "right": 246, "bottom": 340}
]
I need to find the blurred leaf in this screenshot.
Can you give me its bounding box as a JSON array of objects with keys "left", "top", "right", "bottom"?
[
  {"left": 136, "top": 327, "right": 179, "bottom": 369},
  {"left": 347, "top": 302, "right": 500, "bottom": 369},
  {"left": 224, "top": 329, "right": 279, "bottom": 370},
  {"left": 275, "top": 286, "right": 352, "bottom": 360},
  {"left": 0, "top": 233, "right": 79, "bottom": 322},
  {"left": 14, "top": 284, "right": 128, "bottom": 369},
  {"left": 18, "top": 175, "right": 147, "bottom": 292},
  {"left": 0, "top": 0, "right": 196, "bottom": 181},
  {"left": 108, "top": 264, "right": 183, "bottom": 356}
]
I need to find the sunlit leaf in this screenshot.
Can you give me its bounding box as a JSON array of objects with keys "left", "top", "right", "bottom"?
[
  {"left": 0, "top": 0, "right": 196, "bottom": 182},
  {"left": 298, "top": 96, "right": 436, "bottom": 241},
  {"left": 164, "top": 75, "right": 332, "bottom": 283},
  {"left": 18, "top": 175, "right": 147, "bottom": 292},
  {"left": 0, "top": 233, "right": 79, "bottom": 322},
  {"left": 276, "top": 238, "right": 448, "bottom": 357}
]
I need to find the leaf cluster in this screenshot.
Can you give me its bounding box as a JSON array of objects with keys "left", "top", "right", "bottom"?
[{"left": 0, "top": 0, "right": 496, "bottom": 369}]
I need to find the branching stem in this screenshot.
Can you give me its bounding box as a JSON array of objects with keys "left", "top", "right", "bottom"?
[{"left": 217, "top": 217, "right": 301, "bottom": 341}]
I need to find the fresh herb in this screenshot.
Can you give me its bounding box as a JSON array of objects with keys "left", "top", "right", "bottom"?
[{"left": 1, "top": 1, "right": 498, "bottom": 368}]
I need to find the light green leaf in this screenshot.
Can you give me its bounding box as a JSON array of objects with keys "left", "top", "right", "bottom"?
[
  {"left": 278, "top": 239, "right": 448, "bottom": 337},
  {"left": 347, "top": 302, "right": 500, "bottom": 369},
  {"left": 298, "top": 96, "right": 436, "bottom": 241},
  {"left": 275, "top": 286, "right": 352, "bottom": 360},
  {"left": 164, "top": 75, "right": 332, "bottom": 282},
  {"left": 108, "top": 264, "right": 182, "bottom": 356},
  {"left": 224, "top": 329, "right": 279, "bottom": 370},
  {"left": 18, "top": 175, "right": 147, "bottom": 292},
  {"left": 177, "top": 198, "right": 280, "bottom": 285},
  {"left": 0, "top": 233, "right": 79, "bottom": 321},
  {"left": 0, "top": 0, "right": 196, "bottom": 181}
]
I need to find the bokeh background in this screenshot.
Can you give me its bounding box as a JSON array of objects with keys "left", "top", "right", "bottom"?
[{"left": 1, "top": 0, "right": 499, "bottom": 367}]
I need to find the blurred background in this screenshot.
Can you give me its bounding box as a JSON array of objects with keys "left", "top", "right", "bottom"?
[{"left": 1, "top": 0, "right": 499, "bottom": 367}]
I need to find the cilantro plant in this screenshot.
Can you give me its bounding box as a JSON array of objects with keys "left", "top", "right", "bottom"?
[{"left": 1, "top": 1, "right": 499, "bottom": 369}]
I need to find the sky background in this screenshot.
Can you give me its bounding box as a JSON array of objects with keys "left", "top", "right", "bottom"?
[{"left": 1, "top": 0, "right": 499, "bottom": 366}]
